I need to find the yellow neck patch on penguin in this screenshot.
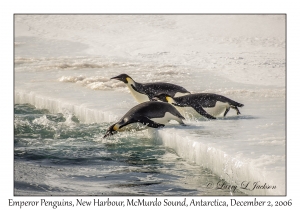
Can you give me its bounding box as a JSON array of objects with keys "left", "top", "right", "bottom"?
[
  {"left": 166, "top": 96, "right": 175, "bottom": 104},
  {"left": 113, "top": 124, "right": 120, "bottom": 131},
  {"left": 126, "top": 77, "right": 133, "bottom": 84}
]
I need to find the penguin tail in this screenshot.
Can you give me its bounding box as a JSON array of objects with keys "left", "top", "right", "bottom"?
[
  {"left": 229, "top": 100, "right": 244, "bottom": 107},
  {"left": 220, "top": 95, "right": 244, "bottom": 108},
  {"left": 237, "top": 103, "right": 244, "bottom": 107}
]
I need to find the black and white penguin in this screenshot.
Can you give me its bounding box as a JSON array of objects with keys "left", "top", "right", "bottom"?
[
  {"left": 103, "top": 101, "right": 185, "bottom": 138},
  {"left": 111, "top": 74, "right": 190, "bottom": 103},
  {"left": 152, "top": 93, "right": 244, "bottom": 119}
]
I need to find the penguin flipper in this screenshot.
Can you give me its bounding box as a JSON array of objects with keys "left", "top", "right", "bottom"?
[
  {"left": 192, "top": 105, "right": 216, "bottom": 119},
  {"left": 131, "top": 84, "right": 146, "bottom": 94},
  {"left": 131, "top": 84, "right": 154, "bottom": 101},
  {"left": 137, "top": 117, "right": 165, "bottom": 128}
]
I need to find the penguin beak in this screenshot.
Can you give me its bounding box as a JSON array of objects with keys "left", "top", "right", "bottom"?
[
  {"left": 103, "top": 128, "right": 116, "bottom": 138},
  {"left": 110, "top": 76, "right": 121, "bottom": 81},
  {"left": 103, "top": 130, "right": 113, "bottom": 138},
  {"left": 103, "top": 124, "right": 118, "bottom": 138}
]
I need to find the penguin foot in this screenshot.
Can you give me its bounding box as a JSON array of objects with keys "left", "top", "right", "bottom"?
[{"left": 231, "top": 106, "right": 241, "bottom": 115}]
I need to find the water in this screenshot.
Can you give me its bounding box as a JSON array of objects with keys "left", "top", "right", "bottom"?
[
  {"left": 14, "top": 103, "right": 246, "bottom": 196},
  {"left": 14, "top": 15, "right": 285, "bottom": 196}
]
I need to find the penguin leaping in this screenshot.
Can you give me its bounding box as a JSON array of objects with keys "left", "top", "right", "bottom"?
[
  {"left": 111, "top": 74, "right": 190, "bottom": 103},
  {"left": 103, "top": 101, "right": 185, "bottom": 138},
  {"left": 152, "top": 93, "right": 244, "bottom": 119}
]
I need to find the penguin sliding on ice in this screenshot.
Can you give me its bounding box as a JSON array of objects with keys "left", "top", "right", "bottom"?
[
  {"left": 111, "top": 74, "right": 190, "bottom": 103},
  {"left": 103, "top": 101, "right": 185, "bottom": 138},
  {"left": 152, "top": 93, "right": 244, "bottom": 119}
]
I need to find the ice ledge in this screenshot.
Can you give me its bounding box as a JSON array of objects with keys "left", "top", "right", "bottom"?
[{"left": 150, "top": 128, "right": 284, "bottom": 196}]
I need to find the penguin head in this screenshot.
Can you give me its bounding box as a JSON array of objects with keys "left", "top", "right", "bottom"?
[
  {"left": 110, "top": 74, "right": 132, "bottom": 84},
  {"left": 103, "top": 123, "right": 120, "bottom": 138},
  {"left": 152, "top": 93, "right": 174, "bottom": 103}
]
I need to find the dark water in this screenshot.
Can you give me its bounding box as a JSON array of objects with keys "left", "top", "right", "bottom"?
[{"left": 14, "top": 103, "right": 245, "bottom": 196}]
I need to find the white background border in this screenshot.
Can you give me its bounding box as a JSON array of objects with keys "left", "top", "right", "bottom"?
[{"left": 2, "top": 0, "right": 298, "bottom": 209}]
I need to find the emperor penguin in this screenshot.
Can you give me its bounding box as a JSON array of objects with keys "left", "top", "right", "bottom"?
[
  {"left": 152, "top": 93, "right": 244, "bottom": 119},
  {"left": 103, "top": 101, "right": 185, "bottom": 138},
  {"left": 111, "top": 74, "right": 190, "bottom": 103}
]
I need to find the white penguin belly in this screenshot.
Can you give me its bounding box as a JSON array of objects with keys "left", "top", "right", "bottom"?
[
  {"left": 203, "top": 101, "right": 230, "bottom": 117},
  {"left": 150, "top": 112, "right": 182, "bottom": 124},
  {"left": 126, "top": 84, "right": 149, "bottom": 103},
  {"left": 177, "top": 101, "right": 230, "bottom": 119},
  {"left": 118, "top": 122, "right": 148, "bottom": 132}
]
